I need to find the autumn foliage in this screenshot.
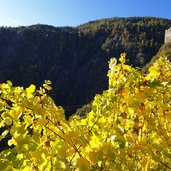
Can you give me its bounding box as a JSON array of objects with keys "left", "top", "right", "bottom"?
[{"left": 0, "top": 54, "right": 171, "bottom": 170}]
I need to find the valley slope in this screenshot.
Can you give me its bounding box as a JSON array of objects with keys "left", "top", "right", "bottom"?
[{"left": 0, "top": 17, "right": 171, "bottom": 117}]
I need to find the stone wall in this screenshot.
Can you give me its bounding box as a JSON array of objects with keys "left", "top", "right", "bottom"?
[{"left": 165, "top": 28, "right": 171, "bottom": 43}]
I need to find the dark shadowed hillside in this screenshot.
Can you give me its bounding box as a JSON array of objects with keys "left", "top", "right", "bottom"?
[{"left": 0, "top": 17, "right": 171, "bottom": 118}]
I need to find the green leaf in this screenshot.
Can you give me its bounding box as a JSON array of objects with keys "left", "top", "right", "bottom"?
[{"left": 149, "top": 80, "right": 162, "bottom": 88}]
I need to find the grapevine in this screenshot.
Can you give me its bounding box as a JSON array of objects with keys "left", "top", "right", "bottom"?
[{"left": 0, "top": 54, "right": 171, "bottom": 170}]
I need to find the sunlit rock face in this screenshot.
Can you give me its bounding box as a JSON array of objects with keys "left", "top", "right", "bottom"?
[{"left": 165, "top": 27, "right": 171, "bottom": 43}]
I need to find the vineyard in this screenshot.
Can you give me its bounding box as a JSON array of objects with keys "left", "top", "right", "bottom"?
[{"left": 0, "top": 54, "right": 171, "bottom": 170}]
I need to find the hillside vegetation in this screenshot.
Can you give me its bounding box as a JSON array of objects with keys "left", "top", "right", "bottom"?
[
  {"left": 0, "top": 17, "right": 171, "bottom": 117},
  {"left": 157, "top": 43, "right": 171, "bottom": 60}
]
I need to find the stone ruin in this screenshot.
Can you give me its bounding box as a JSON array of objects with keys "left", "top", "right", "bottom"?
[{"left": 165, "top": 27, "right": 171, "bottom": 43}]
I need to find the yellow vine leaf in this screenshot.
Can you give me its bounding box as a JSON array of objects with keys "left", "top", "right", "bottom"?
[
  {"left": 119, "top": 53, "right": 126, "bottom": 63},
  {"left": 77, "top": 158, "right": 91, "bottom": 171},
  {"left": 26, "top": 84, "right": 36, "bottom": 98},
  {"left": 43, "top": 83, "right": 52, "bottom": 91},
  {"left": 89, "top": 151, "right": 98, "bottom": 163}
]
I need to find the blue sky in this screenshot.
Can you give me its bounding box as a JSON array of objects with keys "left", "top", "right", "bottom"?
[{"left": 0, "top": 0, "right": 171, "bottom": 27}]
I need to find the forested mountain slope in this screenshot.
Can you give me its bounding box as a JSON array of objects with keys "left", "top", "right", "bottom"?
[{"left": 0, "top": 17, "right": 171, "bottom": 117}]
